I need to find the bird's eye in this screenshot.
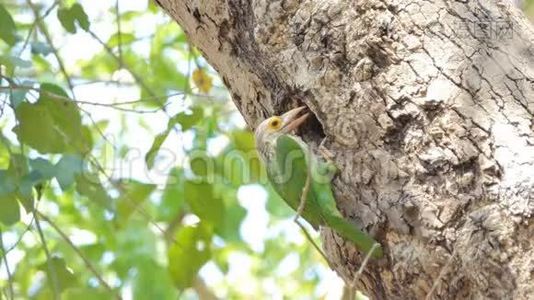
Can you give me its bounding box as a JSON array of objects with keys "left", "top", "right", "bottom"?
[{"left": 268, "top": 117, "right": 282, "bottom": 130}]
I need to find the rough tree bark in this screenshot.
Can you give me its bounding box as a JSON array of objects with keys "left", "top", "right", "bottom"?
[{"left": 156, "top": 0, "right": 534, "bottom": 298}]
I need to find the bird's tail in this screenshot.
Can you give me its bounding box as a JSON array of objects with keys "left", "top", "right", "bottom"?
[{"left": 325, "top": 215, "right": 383, "bottom": 258}]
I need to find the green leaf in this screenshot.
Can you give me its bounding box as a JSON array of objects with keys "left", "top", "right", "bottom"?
[
  {"left": 18, "top": 171, "right": 45, "bottom": 199},
  {"left": 31, "top": 41, "right": 53, "bottom": 56},
  {"left": 157, "top": 168, "right": 185, "bottom": 222},
  {"left": 0, "top": 139, "right": 9, "bottom": 169},
  {"left": 70, "top": 4, "right": 90, "bottom": 31},
  {"left": 15, "top": 158, "right": 56, "bottom": 206},
  {"left": 75, "top": 175, "right": 113, "bottom": 209},
  {"left": 189, "top": 151, "right": 213, "bottom": 177},
  {"left": 32, "top": 54, "right": 53, "bottom": 73},
  {"left": 148, "top": 0, "right": 159, "bottom": 13},
  {"left": 0, "top": 4, "right": 17, "bottom": 45},
  {"left": 107, "top": 32, "right": 135, "bottom": 48},
  {"left": 167, "top": 223, "right": 212, "bottom": 289},
  {"left": 212, "top": 247, "right": 231, "bottom": 274},
  {"left": 147, "top": 54, "right": 187, "bottom": 95},
  {"left": 79, "top": 52, "right": 118, "bottom": 78},
  {"left": 120, "top": 10, "right": 143, "bottom": 22},
  {"left": 184, "top": 180, "right": 224, "bottom": 226},
  {"left": 214, "top": 189, "right": 246, "bottom": 242},
  {"left": 0, "top": 170, "right": 16, "bottom": 196},
  {"left": 0, "top": 56, "right": 32, "bottom": 69},
  {"left": 0, "top": 55, "right": 31, "bottom": 75},
  {"left": 116, "top": 181, "right": 156, "bottom": 222},
  {"left": 13, "top": 101, "right": 64, "bottom": 153},
  {"left": 6, "top": 155, "right": 34, "bottom": 211},
  {"left": 78, "top": 243, "right": 105, "bottom": 263},
  {"left": 55, "top": 154, "right": 84, "bottom": 190},
  {"left": 232, "top": 130, "right": 256, "bottom": 151},
  {"left": 7, "top": 153, "right": 29, "bottom": 180},
  {"left": 232, "top": 131, "right": 263, "bottom": 182},
  {"left": 217, "top": 148, "right": 261, "bottom": 186},
  {"left": 57, "top": 3, "right": 90, "bottom": 34},
  {"left": 38, "top": 256, "right": 78, "bottom": 293},
  {"left": 145, "top": 108, "right": 203, "bottom": 169},
  {"left": 113, "top": 222, "right": 158, "bottom": 277},
  {"left": 13, "top": 83, "right": 90, "bottom": 154},
  {"left": 133, "top": 260, "right": 177, "bottom": 300},
  {"left": 39, "top": 83, "right": 90, "bottom": 151},
  {"left": 173, "top": 107, "right": 203, "bottom": 131},
  {"left": 9, "top": 85, "right": 28, "bottom": 108},
  {"left": 145, "top": 130, "right": 170, "bottom": 170},
  {"left": 30, "top": 158, "right": 56, "bottom": 180},
  {"left": 62, "top": 288, "right": 115, "bottom": 300},
  {"left": 57, "top": 7, "right": 76, "bottom": 33},
  {"left": 0, "top": 193, "right": 20, "bottom": 226}
]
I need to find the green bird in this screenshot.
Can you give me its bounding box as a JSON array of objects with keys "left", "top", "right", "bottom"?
[{"left": 254, "top": 106, "right": 383, "bottom": 258}]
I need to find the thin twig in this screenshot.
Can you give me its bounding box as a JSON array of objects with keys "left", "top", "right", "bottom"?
[
  {"left": 86, "top": 29, "right": 156, "bottom": 98},
  {"left": 345, "top": 243, "right": 380, "bottom": 300},
  {"left": 84, "top": 25, "right": 206, "bottom": 182},
  {"left": 184, "top": 43, "right": 193, "bottom": 93},
  {"left": 2, "top": 289, "right": 9, "bottom": 300},
  {"left": 1, "top": 81, "right": 184, "bottom": 252},
  {"left": 292, "top": 149, "right": 329, "bottom": 262},
  {"left": 71, "top": 78, "right": 136, "bottom": 87},
  {"left": 37, "top": 211, "right": 121, "bottom": 299},
  {"left": 3, "top": 216, "right": 34, "bottom": 255},
  {"left": 85, "top": 28, "right": 196, "bottom": 136},
  {"left": 0, "top": 84, "right": 189, "bottom": 112},
  {"left": 192, "top": 277, "right": 218, "bottom": 300},
  {"left": 425, "top": 246, "right": 458, "bottom": 300},
  {"left": 85, "top": 155, "right": 184, "bottom": 251},
  {"left": 26, "top": 0, "right": 121, "bottom": 159},
  {"left": 18, "top": 1, "right": 59, "bottom": 56},
  {"left": 33, "top": 210, "right": 60, "bottom": 300},
  {"left": 115, "top": 0, "right": 123, "bottom": 65},
  {"left": 0, "top": 231, "right": 14, "bottom": 300},
  {"left": 294, "top": 149, "right": 312, "bottom": 220},
  {"left": 350, "top": 242, "right": 381, "bottom": 288},
  {"left": 26, "top": 0, "right": 76, "bottom": 98},
  {"left": 295, "top": 220, "right": 329, "bottom": 262}
]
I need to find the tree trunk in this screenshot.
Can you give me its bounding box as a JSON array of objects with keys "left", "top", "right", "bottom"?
[{"left": 156, "top": 0, "right": 534, "bottom": 298}]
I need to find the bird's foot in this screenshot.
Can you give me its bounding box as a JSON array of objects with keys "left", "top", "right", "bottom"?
[
  {"left": 319, "top": 140, "right": 339, "bottom": 175},
  {"left": 319, "top": 140, "right": 335, "bottom": 161}
]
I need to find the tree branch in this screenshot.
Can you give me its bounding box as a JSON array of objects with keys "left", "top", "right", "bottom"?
[
  {"left": 33, "top": 210, "right": 60, "bottom": 300},
  {"left": 36, "top": 211, "right": 121, "bottom": 300},
  {"left": 26, "top": 0, "right": 76, "bottom": 98},
  {"left": 0, "top": 230, "right": 14, "bottom": 300}
]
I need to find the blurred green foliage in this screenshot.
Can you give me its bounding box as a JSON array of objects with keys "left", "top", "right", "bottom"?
[
  {"left": 526, "top": 0, "right": 534, "bottom": 19},
  {"left": 0, "top": 1, "right": 330, "bottom": 299}
]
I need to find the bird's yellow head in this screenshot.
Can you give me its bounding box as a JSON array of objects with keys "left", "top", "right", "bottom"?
[{"left": 254, "top": 106, "right": 310, "bottom": 160}]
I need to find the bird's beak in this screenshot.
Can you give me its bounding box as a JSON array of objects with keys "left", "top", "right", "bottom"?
[{"left": 281, "top": 106, "right": 310, "bottom": 133}]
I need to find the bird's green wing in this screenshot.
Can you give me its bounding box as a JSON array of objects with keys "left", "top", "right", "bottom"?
[
  {"left": 275, "top": 135, "right": 383, "bottom": 258},
  {"left": 274, "top": 135, "right": 339, "bottom": 218},
  {"left": 314, "top": 178, "right": 384, "bottom": 257},
  {"left": 310, "top": 155, "right": 383, "bottom": 258},
  {"left": 272, "top": 135, "right": 323, "bottom": 226},
  {"left": 271, "top": 135, "right": 325, "bottom": 228},
  {"left": 271, "top": 135, "right": 306, "bottom": 209}
]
